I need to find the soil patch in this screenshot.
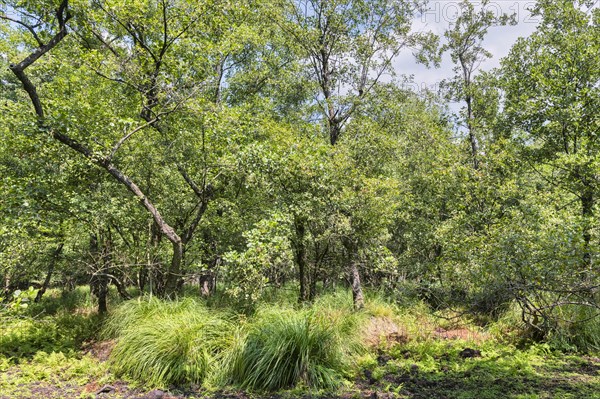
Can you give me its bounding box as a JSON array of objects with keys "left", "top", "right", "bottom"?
[
  {"left": 82, "top": 339, "right": 116, "bottom": 361},
  {"left": 432, "top": 327, "right": 488, "bottom": 342},
  {"left": 363, "top": 317, "right": 409, "bottom": 348}
]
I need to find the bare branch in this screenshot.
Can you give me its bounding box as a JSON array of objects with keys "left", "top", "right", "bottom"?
[{"left": 108, "top": 118, "right": 159, "bottom": 160}]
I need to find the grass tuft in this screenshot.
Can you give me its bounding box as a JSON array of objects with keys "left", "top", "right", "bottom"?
[
  {"left": 106, "top": 297, "right": 233, "bottom": 387},
  {"left": 224, "top": 304, "right": 362, "bottom": 391}
]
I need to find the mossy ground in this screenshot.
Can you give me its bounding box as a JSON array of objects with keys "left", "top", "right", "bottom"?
[{"left": 354, "top": 340, "right": 600, "bottom": 399}]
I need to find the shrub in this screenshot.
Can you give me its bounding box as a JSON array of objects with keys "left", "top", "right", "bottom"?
[{"left": 546, "top": 305, "right": 600, "bottom": 352}]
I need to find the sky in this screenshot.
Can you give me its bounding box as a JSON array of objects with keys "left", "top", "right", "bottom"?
[{"left": 394, "top": 0, "right": 540, "bottom": 95}]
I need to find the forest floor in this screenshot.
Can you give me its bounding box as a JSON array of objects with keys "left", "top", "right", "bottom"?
[
  {"left": 1, "top": 289, "right": 599, "bottom": 399},
  {"left": 2, "top": 326, "right": 599, "bottom": 399}
]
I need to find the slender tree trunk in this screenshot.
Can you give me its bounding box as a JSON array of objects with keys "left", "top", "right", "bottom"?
[
  {"left": 4, "top": 275, "right": 10, "bottom": 299},
  {"left": 465, "top": 95, "right": 479, "bottom": 170},
  {"left": 110, "top": 274, "right": 132, "bottom": 300},
  {"left": 581, "top": 186, "right": 594, "bottom": 270},
  {"left": 344, "top": 240, "right": 364, "bottom": 310},
  {"left": 35, "top": 243, "right": 64, "bottom": 303},
  {"left": 350, "top": 260, "right": 365, "bottom": 310},
  {"left": 97, "top": 278, "right": 108, "bottom": 314},
  {"left": 309, "top": 271, "right": 317, "bottom": 301},
  {"left": 164, "top": 241, "right": 183, "bottom": 296},
  {"left": 89, "top": 233, "right": 108, "bottom": 314},
  {"left": 295, "top": 218, "right": 308, "bottom": 303},
  {"left": 138, "top": 265, "right": 147, "bottom": 292}
]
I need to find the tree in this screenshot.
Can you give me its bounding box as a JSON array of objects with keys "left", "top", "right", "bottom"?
[
  {"left": 1, "top": 0, "right": 261, "bottom": 297},
  {"left": 501, "top": 0, "right": 600, "bottom": 272},
  {"left": 440, "top": 0, "right": 515, "bottom": 169},
  {"left": 276, "top": 0, "right": 437, "bottom": 145}
]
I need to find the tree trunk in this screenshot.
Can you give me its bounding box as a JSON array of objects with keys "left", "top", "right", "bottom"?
[
  {"left": 138, "top": 265, "right": 147, "bottom": 292},
  {"left": 350, "top": 260, "right": 365, "bottom": 310},
  {"left": 89, "top": 233, "right": 108, "bottom": 314},
  {"left": 96, "top": 277, "right": 108, "bottom": 314},
  {"left": 35, "top": 243, "right": 64, "bottom": 303},
  {"left": 3, "top": 274, "right": 10, "bottom": 299},
  {"left": 110, "top": 274, "right": 132, "bottom": 300},
  {"left": 309, "top": 258, "right": 319, "bottom": 301},
  {"left": 309, "top": 273, "right": 317, "bottom": 302},
  {"left": 295, "top": 218, "right": 308, "bottom": 303},
  {"left": 163, "top": 240, "right": 183, "bottom": 296},
  {"left": 466, "top": 95, "right": 479, "bottom": 170},
  {"left": 581, "top": 186, "right": 594, "bottom": 270},
  {"left": 344, "top": 240, "right": 364, "bottom": 310}
]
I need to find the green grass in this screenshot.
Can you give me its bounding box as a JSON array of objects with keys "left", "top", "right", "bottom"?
[
  {"left": 104, "top": 292, "right": 366, "bottom": 391},
  {"left": 0, "top": 351, "right": 109, "bottom": 398},
  {"left": 223, "top": 304, "right": 363, "bottom": 391},
  {"left": 546, "top": 305, "right": 600, "bottom": 353},
  {"left": 105, "top": 297, "right": 234, "bottom": 388},
  {"left": 0, "top": 313, "right": 100, "bottom": 361},
  {"left": 358, "top": 338, "right": 600, "bottom": 399}
]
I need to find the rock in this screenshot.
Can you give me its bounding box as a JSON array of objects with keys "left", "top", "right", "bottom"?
[
  {"left": 459, "top": 348, "right": 481, "bottom": 358},
  {"left": 96, "top": 385, "right": 115, "bottom": 394},
  {"left": 146, "top": 390, "right": 165, "bottom": 399},
  {"left": 364, "top": 369, "right": 377, "bottom": 385},
  {"left": 136, "top": 389, "right": 166, "bottom": 399}
]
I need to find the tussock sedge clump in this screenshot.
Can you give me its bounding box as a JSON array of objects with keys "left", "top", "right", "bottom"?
[
  {"left": 223, "top": 305, "right": 363, "bottom": 391},
  {"left": 105, "top": 298, "right": 233, "bottom": 387},
  {"left": 103, "top": 293, "right": 379, "bottom": 391}
]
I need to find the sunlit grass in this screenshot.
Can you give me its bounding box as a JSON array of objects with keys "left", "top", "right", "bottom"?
[
  {"left": 105, "top": 297, "right": 234, "bottom": 388},
  {"left": 223, "top": 304, "right": 363, "bottom": 391}
]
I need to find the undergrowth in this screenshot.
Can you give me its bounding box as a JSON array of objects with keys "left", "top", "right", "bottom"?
[
  {"left": 105, "top": 293, "right": 367, "bottom": 391},
  {"left": 0, "top": 313, "right": 100, "bottom": 360},
  {"left": 3, "top": 285, "right": 598, "bottom": 397},
  {"left": 105, "top": 297, "right": 234, "bottom": 387},
  {"left": 223, "top": 305, "right": 363, "bottom": 391}
]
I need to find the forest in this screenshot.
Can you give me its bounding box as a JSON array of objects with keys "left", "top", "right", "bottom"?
[{"left": 1, "top": 0, "right": 599, "bottom": 398}]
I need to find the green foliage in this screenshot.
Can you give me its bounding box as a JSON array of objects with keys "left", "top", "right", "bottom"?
[
  {"left": 546, "top": 305, "right": 600, "bottom": 353},
  {"left": 224, "top": 304, "right": 362, "bottom": 391},
  {"left": 0, "top": 313, "right": 100, "bottom": 361},
  {"left": 27, "top": 286, "right": 96, "bottom": 316},
  {"left": 0, "top": 351, "right": 109, "bottom": 398},
  {"left": 0, "top": 286, "right": 37, "bottom": 313},
  {"left": 105, "top": 298, "right": 234, "bottom": 387},
  {"left": 374, "top": 338, "right": 600, "bottom": 399},
  {"left": 223, "top": 213, "right": 294, "bottom": 304},
  {"left": 2, "top": 5, "right": 600, "bottom": 395}
]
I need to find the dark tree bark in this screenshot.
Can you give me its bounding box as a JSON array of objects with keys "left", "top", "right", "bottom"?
[
  {"left": 460, "top": 54, "right": 479, "bottom": 170},
  {"left": 294, "top": 218, "right": 308, "bottom": 303},
  {"left": 89, "top": 233, "right": 108, "bottom": 314},
  {"left": 581, "top": 185, "right": 594, "bottom": 270},
  {"left": 110, "top": 273, "right": 132, "bottom": 300},
  {"left": 35, "top": 243, "right": 64, "bottom": 303}
]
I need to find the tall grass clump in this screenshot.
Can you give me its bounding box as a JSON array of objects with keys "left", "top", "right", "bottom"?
[
  {"left": 546, "top": 305, "right": 600, "bottom": 353},
  {"left": 105, "top": 297, "right": 233, "bottom": 387},
  {"left": 224, "top": 304, "right": 363, "bottom": 392}
]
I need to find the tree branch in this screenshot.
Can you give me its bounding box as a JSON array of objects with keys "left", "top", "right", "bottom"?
[{"left": 0, "top": 14, "right": 44, "bottom": 46}]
